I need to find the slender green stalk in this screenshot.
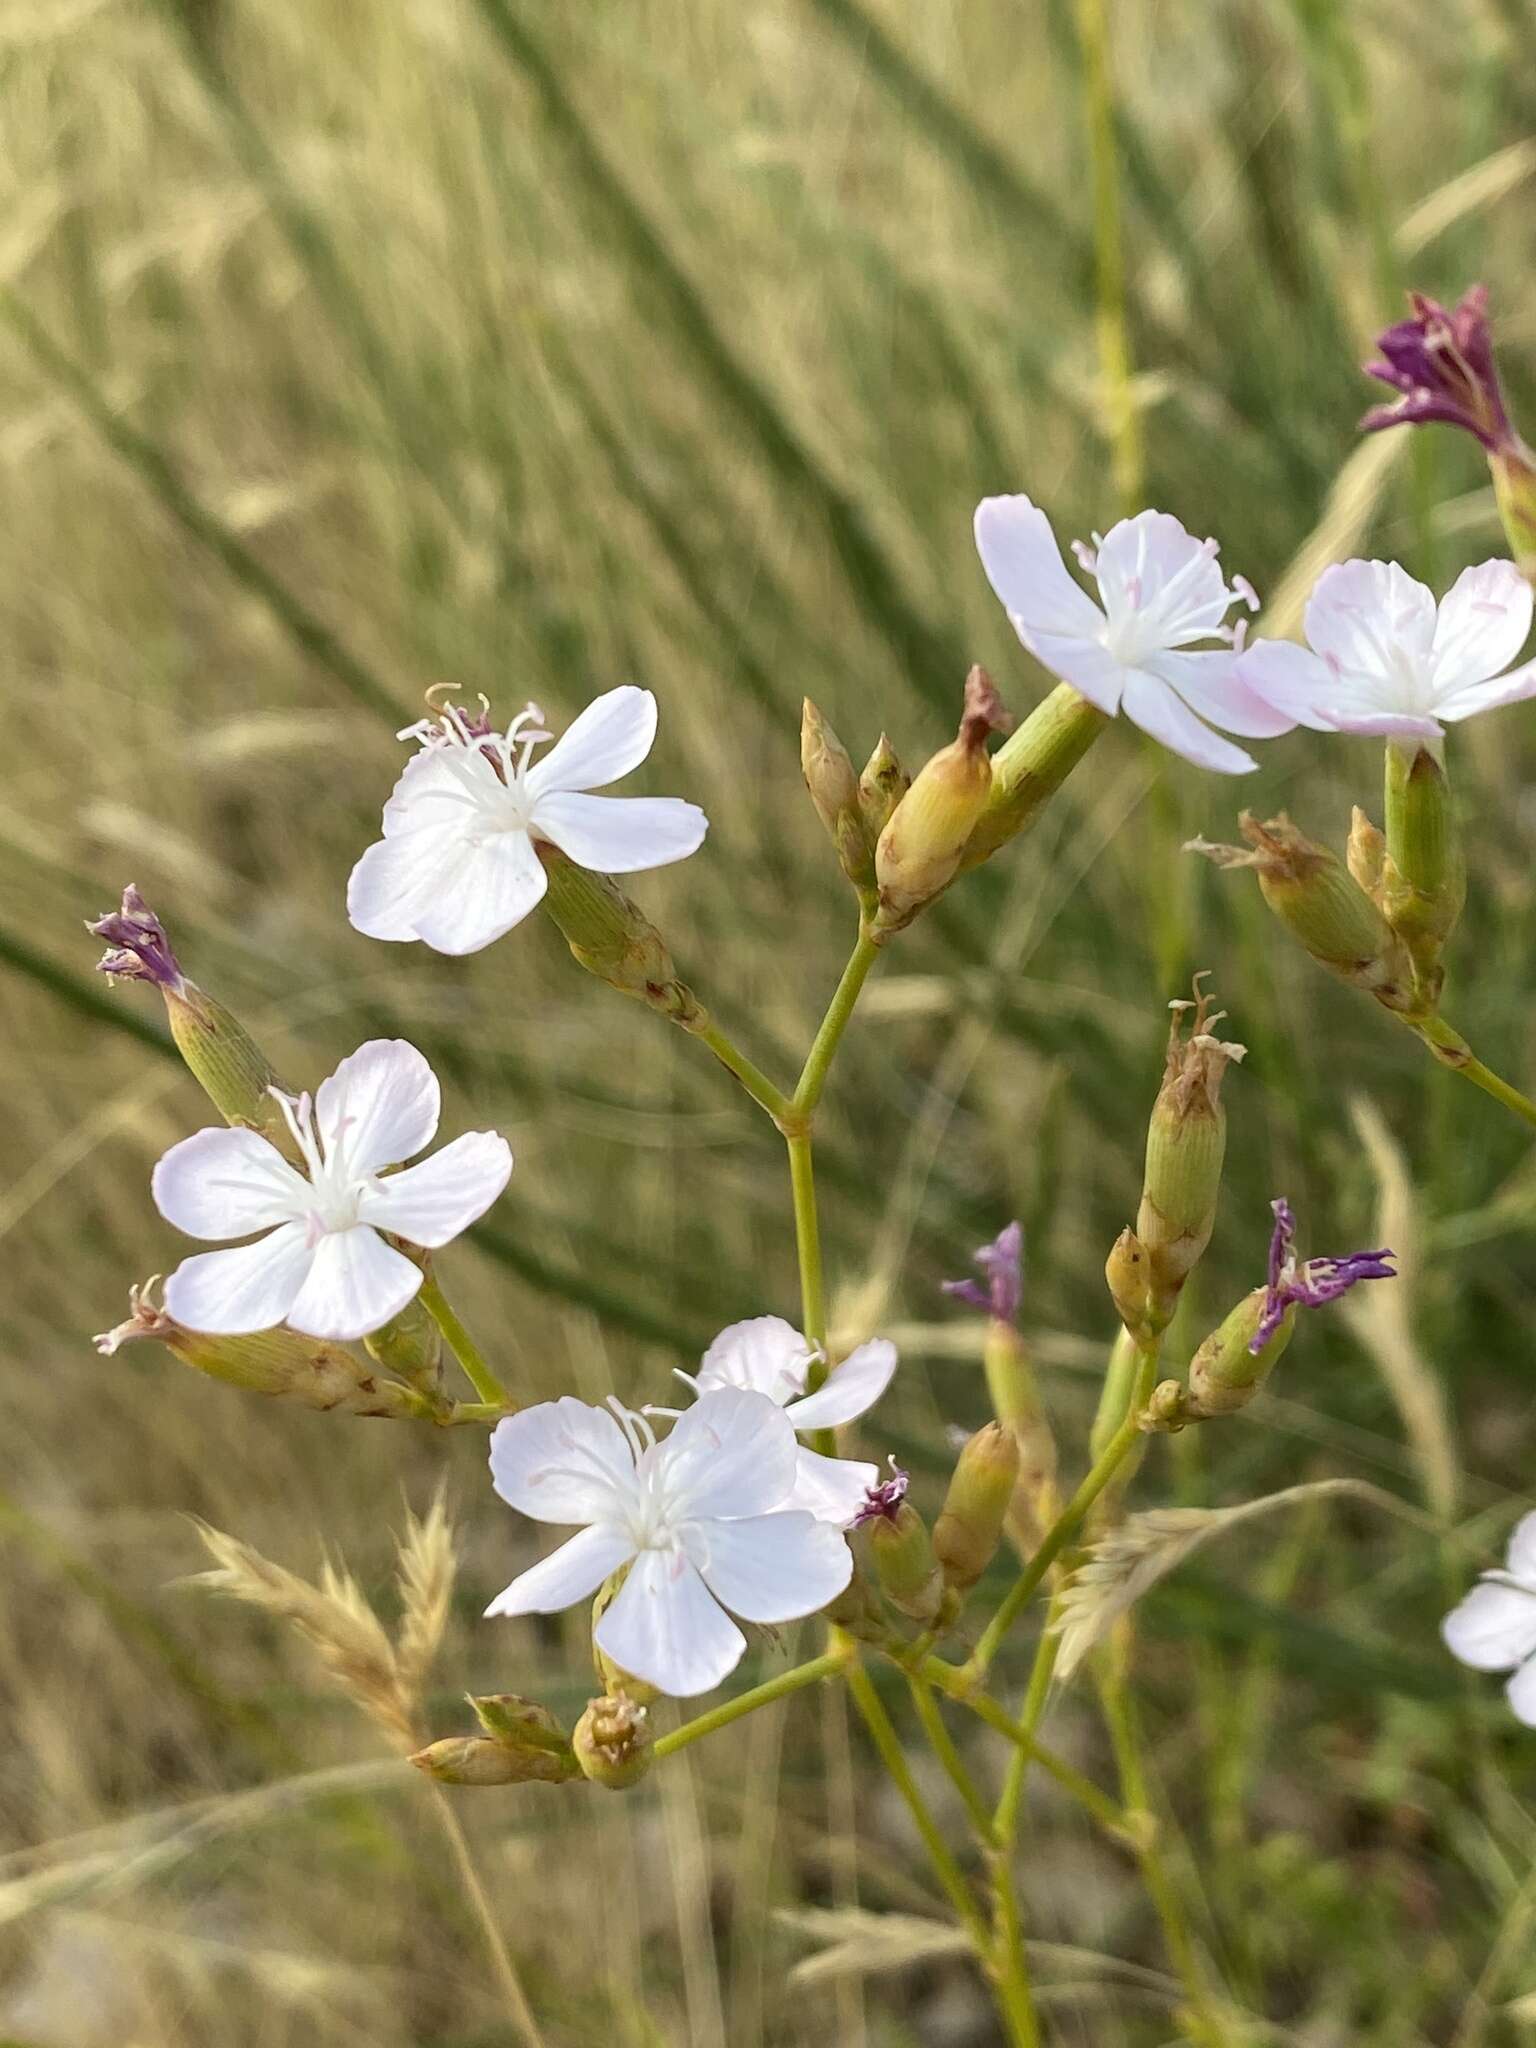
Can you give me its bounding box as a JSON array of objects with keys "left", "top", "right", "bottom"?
[
  {"left": 793, "top": 925, "right": 881, "bottom": 1117},
  {"left": 786, "top": 1133, "right": 827, "bottom": 1353},
  {"left": 439, "top": 1400, "right": 513, "bottom": 1427},
  {"left": 690, "top": 1017, "right": 793, "bottom": 1124},
  {"left": 1408, "top": 1014, "right": 1536, "bottom": 1130},
  {"left": 906, "top": 1671, "right": 997, "bottom": 1844},
  {"left": 417, "top": 1276, "right": 509, "bottom": 1408},
  {"left": 992, "top": 1599, "right": 1065, "bottom": 1850},
  {"left": 923, "top": 1661, "right": 1128, "bottom": 1838},
  {"left": 653, "top": 1650, "right": 851, "bottom": 1759}
]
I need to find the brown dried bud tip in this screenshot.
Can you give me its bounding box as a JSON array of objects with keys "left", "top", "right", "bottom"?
[
  {"left": 1157, "top": 973, "right": 1245, "bottom": 1120},
  {"left": 959, "top": 665, "right": 1014, "bottom": 751}
]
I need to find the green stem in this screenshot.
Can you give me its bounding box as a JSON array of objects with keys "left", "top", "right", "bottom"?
[
  {"left": 793, "top": 924, "right": 882, "bottom": 1117},
  {"left": 906, "top": 1671, "right": 997, "bottom": 1845},
  {"left": 923, "top": 1659, "right": 1128, "bottom": 1839},
  {"left": 690, "top": 1016, "right": 793, "bottom": 1124},
  {"left": 438, "top": 1400, "right": 514, "bottom": 1427},
  {"left": 787, "top": 1133, "right": 827, "bottom": 1352},
  {"left": 1409, "top": 1013, "right": 1536, "bottom": 1131},
  {"left": 652, "top": 1649, "right": 851, "bottom": 1759},
  {"left": 417, "top": 1276, "right": 509, "bottom": 1407}
]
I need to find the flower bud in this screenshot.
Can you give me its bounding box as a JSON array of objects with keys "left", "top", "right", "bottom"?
[
  {"left": 363, "top": 1282, "right": 444, "bottom": 1400},
  {"left": 95, "top": 1280, "right": 427, "bottom": 1418},
  {"left": 983, "top": 1324, "right": 1059, "bottom": 1553},
  {"left": 1104, "top": 1227, "right": 1154, "bottom": 1343},
  {"left": 1380, "top": 741, "right": 1464, "bottom": 998},
  {"left": 802, "top": 700, "right": 876, "bottom": 899},
  {"left": 410, "top": 1737, "right": 543, "bottom": 1786},
  {"left": 466, "top": 1692, "right": 579, "bottom": 1780},
  {"left": 865, "top": 1500, "right": 946, "bottom": 1625},
  {"left": 1134, "top": 983, "right": 1243, "bottom": 1323},
  {"left": 933, "top": 1422, "right": 1019, "bottom": 1598},
  {"left": 1188, "top": 813, "right": 1416, "bottom": 1013},
  {"left": 959, "top": 682, "right": 1108, "bottom": 871},
  {"left": 821, "top": 1561, "right": 891, "bottom": 1644},
  {"left": 1184, "top": 1287, "right": 1296, "bottom": 1419},
  {"left": 1493, "top": 446, "right": 1536, "bottom": 577},
  {"left": 858, "top": 733, "right": 910, "bottom": 844},
  {"left": 572, "top": 1694, "right": 653, "bottom": 1789},
  {"left": 873, "top": 667, "right": 1011, "bottom": 936},
  {"left": 591, "top": 1573, "right": 661, "bottom": 1705},
  {"left": 1347, "top": 806, "right": 1388, "bottom": 901},
  {"left": 537, "top": 849, "right": 702, "bottom": 1025}
]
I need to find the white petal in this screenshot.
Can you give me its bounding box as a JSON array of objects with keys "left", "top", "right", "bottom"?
[
  {"left": 484, "top": 1523, "right": 636, "bottom": 1617},
  {"left": 358, "top": 1130, "right": 513, "bottom": 1246},
  {"left": 783, "top": 1338, "right": 898, "bottom": 1430},
  {"left": 787, "top": 1446, "right": 880, "bottom": 1526},
  {"left": 686, "top": 1511, "right": 852, "bottom": 1622},
  {"left": 284, "top": 1225, "right": 423, "bottom": 1340},
  {"left": 1507, "top": 1656, "right": 1536, "bottom": 1726},
  {"left": 1506, "top": 1511, "right": 1536, "bottom": 1584},
  {"left": 1094, "top": 511, "right": 1234, "bottom": 643},
  {"left": 315, "top": 1039, "right": 440, "bottom": 1177},
  {"left": 1430, "top": 558, "right": 1532, "bottom": 696},
  {"left": 973, "top": 495, "right": 1107, "bottom": 640},
  {"left": 1441, "top": 1578, "right": 1536, "bottom": 1672},
  {"left": 346, "top": 825, "right": 472, "bottom": 942},
  {"left": 1304, "top": 559, "right": 1436, "bottom": 696},
  {"left": 1143, "top": 650, "right": 1298, "bottom": 738},
  {"left": 380, "top": 744, "right": 491, "bottom": 840},
  {"left": 1433, "top": 656, "right": 1536, "bottom": 724},
  {"left": 525, "top": 685, "right": 657, "bottom": 798},
  {"left": 489, "top": 1398, "right": 639, "bottom": 1525},
  {"left": 1326, "top": 708, "right": 1445, "bottom": 739},
  {"left": 696, "top": 1316, "right": 814, "bottom": 1405},
  {"left": 659, "top": 1387, "right": 800, "bottom": 1521},
  {"left": 1119, "top": 669, "right": 1257, "bottom": 774},
  {"left": 531, "top": 791, "right": 708, "bottom": 874},
  {"left": 163, "top": 1222, "right": 314, "bottom": 1334},
  {"left": 152, "top": 1126, "right": 308, "bottom": 1240},
  {"left": 1237, "top": 640, "right": 1360, "bottom": 732},
  {"left": 1013, "top": 624, "right": 1129, "bottom": 715},
  {"left": 594, "top": 1546, "right": 745, "bottom": 1697},
  {"left": 410, "top": 832, "right": 549, "bottom": 954}
]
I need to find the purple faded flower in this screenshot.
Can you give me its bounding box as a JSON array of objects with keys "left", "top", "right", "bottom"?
[
  {"left": 853, "top": 1460, "right": 910, "bottom": 1527},
  {"left": 942, "top": 1220, "right": 1024, "bottom": 1323},
  {"left": 1362, "top": 286, "right": 1518, "bottom": 456},
  {"left": 88, "top": 885, "right": 185, "bottom": 991},
  {"left": 1251, "top": 1198, "right": 1396, "bottom": 1352}
]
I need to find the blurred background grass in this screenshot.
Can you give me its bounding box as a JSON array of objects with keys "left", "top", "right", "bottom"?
[{"left": 4, "top": 0, "right": 1536, "bottom": 2040}]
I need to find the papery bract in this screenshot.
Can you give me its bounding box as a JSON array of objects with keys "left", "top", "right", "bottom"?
[{"left": 152, "top": 1038, "right": 511, "bottom": 1341}]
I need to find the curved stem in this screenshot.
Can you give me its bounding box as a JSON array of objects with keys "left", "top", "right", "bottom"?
[
  {"left": 417, "top": 1276, "right": 508, "bottom": 1407},
  {"left": 906, "top": 1670, "right": 997, "bottom": 1845},
  {"left": 690, "top": 1015, "right": 793, "bottom": 1123},
  {"left": 793, "top": 924, "right": 881, "bottom": 1117},
  {"left": 653, "top": 1649, "right": 850, "bottom": 1759},
  {"left": 1410, "top": 1014, "right": 1536, "bottom": 1130},
  {"left": 922, "top": 1658, "right": 1128, "bottom": 1839}
]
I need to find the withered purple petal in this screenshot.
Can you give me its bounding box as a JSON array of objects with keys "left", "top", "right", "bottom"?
[
  {"left": 943, "top": 1220, "right": 1024, "bottom": 1324},
  {"left": 853, "top": 1461, "right": 910, "bottom": 1527},
  {"left": 1250, "top": 1197, "right": 1396, "bottom": 1353},
  {"left": 88, "top": 884, "right": 184, "bottom": 990},
  {"left": 1360, "top": 285, "right": 1515, "bottom": 455}
]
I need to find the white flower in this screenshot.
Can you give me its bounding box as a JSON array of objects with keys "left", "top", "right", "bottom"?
[
  {"left": 486, "top": 1387, "right": 852, "bottom": 1697},
  {"left": 1237, "top": 557, "right": 1536, "bottom": 741},
  {"left": 153, "top": 1039, "right": 512, "bottom": 1342},
  {"left": 682, "top": 1316, "right": 895, "bottom": 1527},
  {"left": 973, "top": 494, "right": 1295, "bottom": 774},
  {"left": 1443, "top": 1511, "right": 1536, "bottom": 1725},
  {"left": 347, "top": 686, "right": 709, "bottom": 957}
]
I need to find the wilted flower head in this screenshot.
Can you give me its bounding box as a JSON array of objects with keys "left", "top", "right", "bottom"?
[
  {"left": 348, "top": 686, "right": 708, "bottom": 956},
  {"left": 974, "top": 495, "right": 1294, "bottom": 774},
  {"left": 89, "top": 885, "right": 184, "bottom": 990},
  {"left": 852, "top": 1459, "right": 910, "bottom": 1527},
  {"left": 152, "top": 1038, "right": 512, "bottom": 1341},
  {"left": 943, "top": 1221, "right": 1024, "bottom": 1323},
  {"left": 1442, "top": 1512, "right": 1536, "bottom": 1725},
  {"left": 1362, "top": 286, "right": 1518, "bottom": 455},
  {"left": 1251, "top": 1198, "right": 1396, "bottom": 1351}
]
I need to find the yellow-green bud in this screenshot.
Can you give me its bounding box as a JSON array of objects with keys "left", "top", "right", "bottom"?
[
  {"left": 1185, "top": 1288, "right": 1295, "bottom": 1418},
  {"left": 802, "top": 699, "right": 876, "bottom": 898},
  {"left": 592, "top": 1573, "right": 661, "bottom": 1705},
  {"left": 981, "top": 1322, "right": 1058, "bottom": 1554},
  {"left": 1347, "top": 805, "right": 1388, "bottom": 901},
  {"left": 959, "top": 682, "right": 1109, "bottom": 871},
  {"left": 866, "top": 1500, "right": 946, "bottom": 1624},
  {"left": 821, "top": 1561, "right": 891, "bottom": 1644},
  {"left": 858, "top": 733, "right": 910, "bottom": 844},
  {"left": 573, "top": 1695, "right": 653, "bottom": 1789},
  {"left": 1189, "top": 812, "right": 1416, "bottom": 1013},
  {"left": 411, "top": 1737, "right": 545, "bottom": 1785},
  {"left": 873, "top": 667, "right": 1011, "bottom": 936},
  {"left": 364, "top": 1281, "right": 444, "bottom": 1401},
  {"left": 933, "top": 1422, "right": 1019, "bottom": 1597},
  {"left": 1134, "top": 983, "right": 1243, "bottom": 1323},
  {"left": 1105, "top": 1227, "right": 1154, "bottom": 1342},
  {"left": 536, "top": 848, "right": 702, "bottom": 1025},
  {"left": 1493, "top": 445, "right": 1536, "bottom": 579},
  {"left": 95, "top": 1281, "right": 426, "bottom": 1417},
  {"left": 1381, "top": 741, "right": 1464, "bottom": 999}
]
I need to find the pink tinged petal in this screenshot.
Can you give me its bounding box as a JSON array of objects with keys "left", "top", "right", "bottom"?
[
  {"left": 1430, "top": 558, "right": 1533, "bottom": 696},
  {"left": 1325, "top": 710, "right": 1445, "bottom": 739},
  {"left": 595, "top": 1545, "right": 746, "bottom": 1697},
  {"left": 1093, "top": 511, "right": 1235, "bottom": 642},
  {"left": 1013, "top": 625, "right": 1128, "bottom": 715},
  {"left": 659, "top": 1387, "right": 799, "bottom": 1520},
  {"left": 783, "top": 1338, "right": 898, "bottom": 1431},
  {"left": 283, "top": 1225, "right": 423, "bottom": 1341},
  {"left": 357, "top": 1130, "right": 513, "bottom": 1246},
  {"left": 1432, "top": 656, "right": 1536, "bottom": 724},
  {"left": 1303, "top": 559, "right": 1437, "bottom": 693},
  {"left": 524, "top": 685, "right": 658, "bottom": 799},
  {"left": 346, "top": 825, "right": 472, "bottom": 942},
  {"left": 973, "top": 496, "right": 1107, "bottom": 640},
  {"left": 697, "top": 1316, "right": 814, "bottom": 1404},
  {"left": 483, "top": 1523, "right": 636, "bottom": 1618},
  {"left": 409, "top": 832, "right": 549, "bottom": 955},
  {"left": 489, "top": 1398, "right": 639, "bottom": 1524},
  {"left": 788, "top": 1446, "right": 880, "bottom": 1526},
  {"left": 1141, "top": 650, "right": 1298, "bottom": 739},
  {"left": 1441, "top": 1579, "right": 1536, "bottom": 1672},
  {"left": 1237, "top": 640, "right": 1375, "bottom": 731},
  {"left": 1118, "top": 669, "right": 1258, "bottom": 774},
  {"left": 1507, "top": 1656, "right": 1536, "bottom": 1727},
  {"left": 1507, "top": 1511, "right": 1536, "bottom": 1585},
  {"left": 530, "top": 791, "right": 708, "bottom": 874},
  {"left": 685, "top": 1511, "right": 852, "bottom": 1622},
  {"left": 162, "top": 1222, "right": 315, "bottom": 1334},
  {"left": 315, "top": 1038, "right": 440, "bottom": 1176},
  {"left": 151, "top": 1126, "right": 308, "bottom": 1239}
]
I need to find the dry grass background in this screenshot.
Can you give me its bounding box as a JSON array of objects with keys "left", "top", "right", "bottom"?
[{"left": 4, "top": 0, "right": 1536, "bottom": 2041}]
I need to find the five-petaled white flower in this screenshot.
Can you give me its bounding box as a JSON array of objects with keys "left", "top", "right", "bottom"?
[
  {"left": 1442, "top": 1511, "right": 1536, "bottom": 1726},
  {"left": 1237, "top": 557, "right": 1536, "bottom": 741},
  {"left": 152, "top": 1039, "right": 512, "bottom": 1342},
  {"left": 348, "top": 686, "right": 709, "bottom": 956},
  {"left": 679, "top": 1317, "right": 896, "bottom": 1527},
  {"left": 486, "top": 1387, "right": 852, "bottom": 1697},
  {"left": 974, "top": 495, "right": 1295, "bottom": 775}
]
